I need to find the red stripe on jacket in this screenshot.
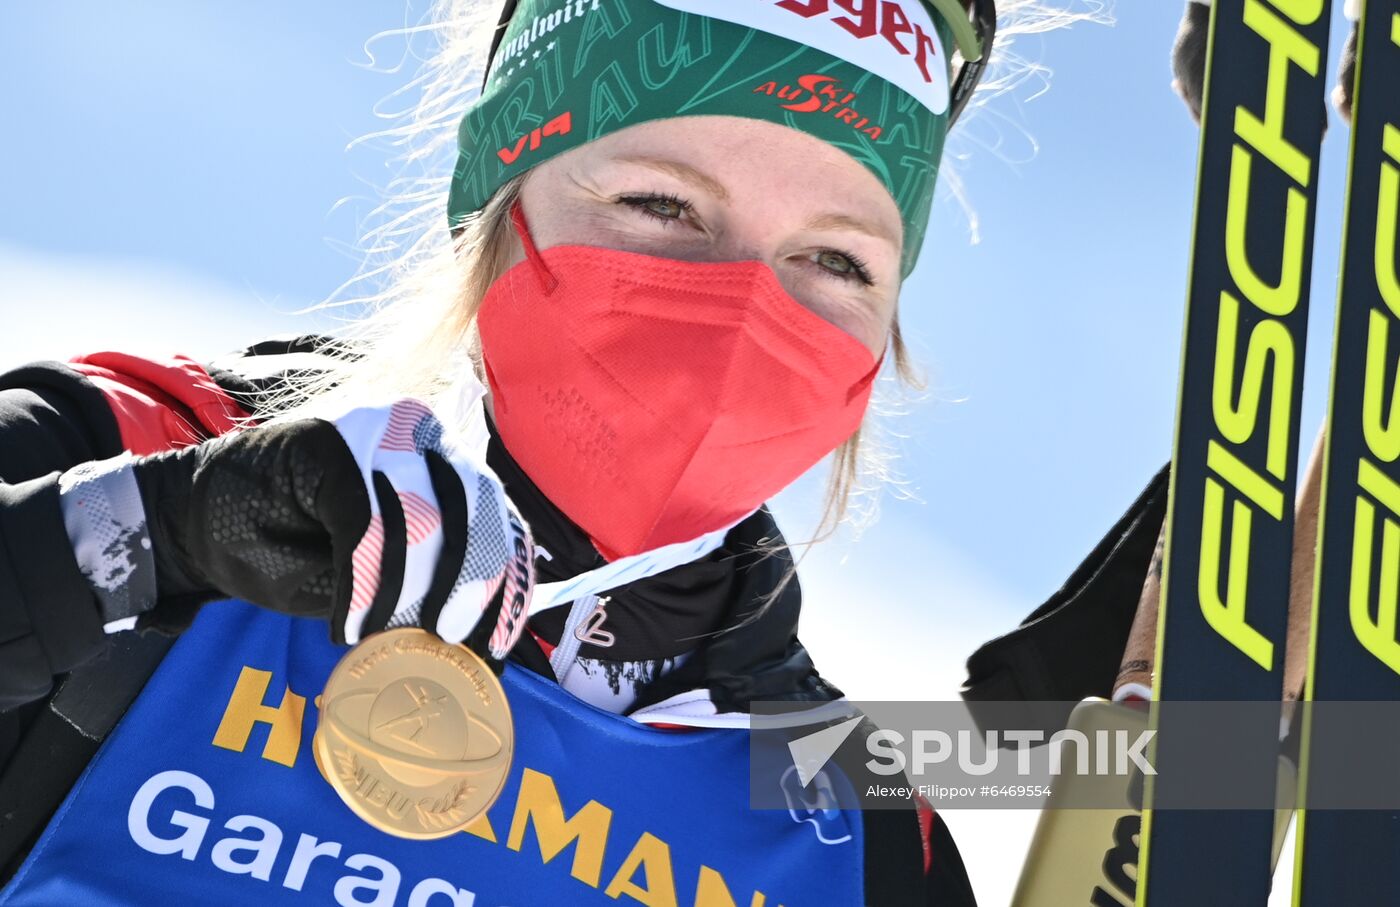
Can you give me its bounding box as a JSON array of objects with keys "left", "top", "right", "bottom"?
[{"left": 66, "top": 351, "right": 250, "bottom": 453}]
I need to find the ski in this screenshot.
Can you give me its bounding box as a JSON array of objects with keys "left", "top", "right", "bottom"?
[
  {"left": 1291, "top": 1, "right": 1400, "bottom": 902},
  {"left": 1136, "top": 0, "right": 1332, "bottom": 903}
]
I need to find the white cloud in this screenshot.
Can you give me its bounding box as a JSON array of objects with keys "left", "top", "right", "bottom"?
[
  {"left": 0, "top": 242, "right": 328, "bottom": 369},
  {"left": 769, "top": 476, "right": 1023, "bottom": 701}
]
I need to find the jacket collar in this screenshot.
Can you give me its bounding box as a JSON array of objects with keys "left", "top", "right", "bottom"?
[{"left": 485, "top": 421, "right": 841, "bottom": 715}]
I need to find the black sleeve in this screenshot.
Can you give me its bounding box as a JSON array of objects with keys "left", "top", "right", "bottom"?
[
  {"left": 0, "top": 362, "right": 124, "bottom": 712},
  {"left": 926, "top": 811, "right": 978, "bottom": 907},
  {"left": 0, "top": 332, "right": 354, "bottom": 713},
  {"left": 960, "top": 465, "right": 1169, "bottom": 736},
  {"left": 843, "top": 723, "right": 979, "bottom": 906}
]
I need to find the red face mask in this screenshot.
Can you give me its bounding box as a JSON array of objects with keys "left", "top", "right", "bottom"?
[{"left": 477, "top": 203, "right": 882, "bottom": 562}]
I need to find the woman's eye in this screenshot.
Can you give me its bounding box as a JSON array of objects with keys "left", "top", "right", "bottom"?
[
  {"left": 642, "top": 197, "right": 685, "bottom": 219},
  {"left": 619, "top": 193, "right": 691, "bottom": 223},
  {"left": 812, "top": 250, "right": 875, "bottom": 286},
  {"left": 816, "top": 250, "right": 854, "bottom": 275}
]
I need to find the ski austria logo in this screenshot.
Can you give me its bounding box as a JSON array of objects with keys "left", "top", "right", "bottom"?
[
  {"left": 651, "top": 0, "right": 951, "bottom": 116},
  {"left": 753, "top": 74, "right": 886, "bottom": 139}
]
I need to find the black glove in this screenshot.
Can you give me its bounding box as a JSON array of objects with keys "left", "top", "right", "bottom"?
[
  {"left": 129, "top": 418, "right": 363, "bottom": 634},
  {"left": 100, "top": 399, "right": 534, "bottom": 650}
]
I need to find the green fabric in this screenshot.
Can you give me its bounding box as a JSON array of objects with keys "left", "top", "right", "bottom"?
[{"left": 447, "top": 0, "right": 954, "bottom": 276}]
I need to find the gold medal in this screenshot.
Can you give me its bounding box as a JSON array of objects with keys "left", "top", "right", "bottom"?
[{"left": 313, "top": 628, "right": 513, "bottom": 839}]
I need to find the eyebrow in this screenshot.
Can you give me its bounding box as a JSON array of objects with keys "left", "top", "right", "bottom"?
[
  {"left": 615, "top": 155, "right": 730, "bottom": 201},
  {"left": 804, "top": 212, "right": 900, "bottom": 246},
  {"left": 614, "top": 154, "right": 899, "bottom": 247}
]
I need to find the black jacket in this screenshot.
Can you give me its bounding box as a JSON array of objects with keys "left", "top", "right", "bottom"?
[{"left": 0, "top": 335, "right": 983, "bottom": 905}]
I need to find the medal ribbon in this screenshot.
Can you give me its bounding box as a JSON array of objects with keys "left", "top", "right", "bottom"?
[{"left": 529, "top": 519, "right": 741, "bottom": 615}]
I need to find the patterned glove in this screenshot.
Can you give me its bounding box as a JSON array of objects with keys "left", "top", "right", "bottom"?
[{"left": 330, "top": 398, "right": 534, "bottom": 647}]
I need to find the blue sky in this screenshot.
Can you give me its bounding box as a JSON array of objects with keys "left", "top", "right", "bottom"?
[{"left": 0, "top": 2, "right": 1357, "bottom": 903}]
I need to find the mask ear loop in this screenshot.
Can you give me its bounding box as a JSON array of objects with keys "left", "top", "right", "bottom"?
[
  {"left": 509, "top": 200, "right": 559, "bottom": 296},
  {"left": 848, "top": 352, "right": 885, "bottom": 404}
]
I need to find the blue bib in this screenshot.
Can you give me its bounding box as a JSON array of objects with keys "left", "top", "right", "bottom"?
[{"left": 0, "top": 601, "right": 862, "bottom": 906}]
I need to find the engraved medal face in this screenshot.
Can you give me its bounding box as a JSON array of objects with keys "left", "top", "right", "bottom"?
[{"left": 314, "top": 628, "right": 513, "bottom": 839}]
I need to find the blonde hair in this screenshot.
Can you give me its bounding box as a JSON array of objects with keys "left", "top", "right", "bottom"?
[{"left": 255, "top": 0, "right": 1109, "bottom": 546}]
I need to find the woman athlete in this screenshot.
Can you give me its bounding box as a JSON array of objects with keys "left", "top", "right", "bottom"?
[{"left": 0, "top": 1, "right": 1095, "bottom": 904}]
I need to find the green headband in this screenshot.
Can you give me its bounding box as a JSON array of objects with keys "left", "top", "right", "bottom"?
[{"left": 447, "top": 0, "right": 959, "bottom": 276}]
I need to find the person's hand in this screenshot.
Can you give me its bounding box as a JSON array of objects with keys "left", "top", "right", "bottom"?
[
  {"left": 128, "top": 398, "right": 533, "bottom": 651},
  {"left": 1172, "top": 0, "right": 1350, "bottom": 128},
  {"left": 1333, "top": 17, "right": 1358, "bottom": 123},
  {"left": 1170, "top": 0, "right": 1209, "bottom": 123}
]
